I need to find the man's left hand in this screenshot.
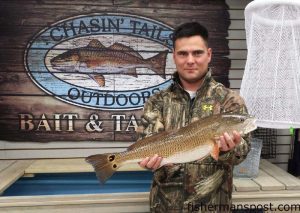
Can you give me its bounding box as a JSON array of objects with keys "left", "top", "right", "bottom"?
[{"left": 218, "top": 130, "right": 241, "bottom": 152}]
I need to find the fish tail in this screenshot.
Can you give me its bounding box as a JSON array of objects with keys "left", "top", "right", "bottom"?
[
  {"left": 85, "top": 153, "right": 120, "bottom": 184},
  {"left": 210, "top": 143, "right": 219, "bottom": 161},
  {"left": 147, "top": 51, "right": 168, "bottom": 79}
]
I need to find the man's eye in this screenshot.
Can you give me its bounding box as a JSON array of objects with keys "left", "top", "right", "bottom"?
[
  {"left": 193, "top": 51, "right": 203, "bottom": 56},
  {"left": 177, "top": 52, "right": 188, "bottom": 57}
]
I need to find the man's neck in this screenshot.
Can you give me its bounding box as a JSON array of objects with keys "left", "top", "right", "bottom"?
[
  {"left": 180, "top": 79, "right": 204, "bottom": 91},
  {"left": 179, "top": 73, "right": 207, "bottom": 91}
]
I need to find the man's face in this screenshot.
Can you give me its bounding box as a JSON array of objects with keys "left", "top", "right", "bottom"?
[{"left": 173, "top": 35, "right": 212, "bottom": 86}]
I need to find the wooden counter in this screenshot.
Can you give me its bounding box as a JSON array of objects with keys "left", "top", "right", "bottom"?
[{"left": 0, "top": 159, "right": 300, "bottom": 212}]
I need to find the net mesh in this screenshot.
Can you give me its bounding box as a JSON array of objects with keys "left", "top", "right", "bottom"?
[
  {"left": 252, "top": 127, "right": 277, "bottom": 159},
  {"left": 241, "top": 0, "right": 300, "bottom": 129}
]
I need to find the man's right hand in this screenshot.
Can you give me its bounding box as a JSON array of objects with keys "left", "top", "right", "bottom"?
[{"left": 139, "top": 154, "right": 163, "bottom": 171}]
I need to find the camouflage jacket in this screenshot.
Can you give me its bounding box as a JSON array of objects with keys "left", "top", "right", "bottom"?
[{"left": 137, "top": 70, "right": 250, "bottom": 213}]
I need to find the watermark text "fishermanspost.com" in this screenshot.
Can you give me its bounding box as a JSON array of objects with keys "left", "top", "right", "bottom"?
[{"left": 187, "top": 202, "right": 300, "bottom": 212}]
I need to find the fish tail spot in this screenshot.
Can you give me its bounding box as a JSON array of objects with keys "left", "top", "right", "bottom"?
[
  {"left": 109, "top": 154, "right": 115, "bottom": 162},
  {"left": 85, "top": 153, "right": 118, "bottom": 184}
]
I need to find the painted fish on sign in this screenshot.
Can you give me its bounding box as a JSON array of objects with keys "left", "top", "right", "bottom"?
[
  {"left": 50, "top": 39, "right": 168, "bottom": 87},
  {"left": 25, "top": 13, "right": 175, "bottom": 110}
]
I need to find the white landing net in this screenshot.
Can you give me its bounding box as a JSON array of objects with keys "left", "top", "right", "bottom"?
[{"left": 240, "top": 0, "right": 300, "bottom": 129}]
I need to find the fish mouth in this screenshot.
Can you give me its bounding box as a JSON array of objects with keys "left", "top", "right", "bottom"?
[
  {"left": 50, "top": 58, "right": 62, "bottom": 67},
  {"left": 50, "top": 56, "right": 62, "bottom": 64},
  {"left": 50, "top": 62, "right": 64, "bottom": 70}
]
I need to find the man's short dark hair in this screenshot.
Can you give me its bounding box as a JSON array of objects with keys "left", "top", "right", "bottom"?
[{"left": 172, "top": 22, "right": 209, "bottom": 48}]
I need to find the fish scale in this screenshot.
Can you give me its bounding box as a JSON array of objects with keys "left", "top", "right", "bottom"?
[
  {"left": 122, "top": 121, "right": 213, "bottom": 161},
  {"left": 82, "top": 50, "right": 145, "bottom": 64},
  {"left": 86, "top": 113, "right": 257, "bottom": 184}
]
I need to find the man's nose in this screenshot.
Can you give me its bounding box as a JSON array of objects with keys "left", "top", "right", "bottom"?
[{"left": 187, "top": 54, "right": 195, "bottom": 64}]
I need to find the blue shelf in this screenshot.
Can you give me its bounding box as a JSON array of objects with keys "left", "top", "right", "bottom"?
[{"left": 3, "top": 171, "right": 153, "bottom": 196}]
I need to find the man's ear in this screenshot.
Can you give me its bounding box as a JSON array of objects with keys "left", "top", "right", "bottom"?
[{"left": 207, "top": 48, "right": 212, "bottom": 63}]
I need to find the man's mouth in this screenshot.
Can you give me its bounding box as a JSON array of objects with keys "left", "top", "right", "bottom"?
[{"left": 185, "top": 69, "right": 198, "bottom": 73}]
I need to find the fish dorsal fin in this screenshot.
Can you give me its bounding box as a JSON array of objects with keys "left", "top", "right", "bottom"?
[
  {"left": 108, "top": 43, "right": 143, "bottom": 59},
  {"left": 87, "top": 39, "right": 105, "bottom": 48},
  {"left": 128, "top": 130, "right": 174, "bottom": 151}
]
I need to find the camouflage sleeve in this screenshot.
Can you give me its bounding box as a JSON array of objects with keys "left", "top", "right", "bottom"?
[
  {"left": 136, "top": 93, "right": 165, "bottom": 140},
  {"left": 218, "top": 89, "right": 251, "bottom": 165}
]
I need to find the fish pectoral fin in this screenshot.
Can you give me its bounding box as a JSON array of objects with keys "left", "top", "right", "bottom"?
[
  {"left": 89, "top": 74, "right": 105, "bottom": 87},
  {"left": 125, "top": 68, "right": 138, "bottom": 77},
  {"left": 210, "top": 140, "right": 220, "bottom": 161},
  {"left": 86, "top": 60, "right": 98, "bottom": 68}
]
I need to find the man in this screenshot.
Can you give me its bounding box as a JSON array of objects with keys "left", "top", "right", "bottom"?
[{"left": 137, "top": 22, "right": 250, "bottom": 213}]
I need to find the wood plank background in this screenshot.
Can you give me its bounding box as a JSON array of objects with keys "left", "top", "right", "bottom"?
[
  {"left": 0, "top": 0, "right": 293, "bottom": 171},
  {"left": 0, "top": 0, "right": 230, "bottom": 142}
]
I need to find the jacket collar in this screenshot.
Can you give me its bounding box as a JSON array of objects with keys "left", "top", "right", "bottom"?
[{"left": 171, "top": 68, "right": 212, "bottom": 95}]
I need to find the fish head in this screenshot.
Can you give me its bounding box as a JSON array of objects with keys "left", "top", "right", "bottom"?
[
  {"left": 217, "top": 114, "right": 257, "bottom": 136},
  {"left": 50, "top": 50, "right": 80, "bottom": 71}
]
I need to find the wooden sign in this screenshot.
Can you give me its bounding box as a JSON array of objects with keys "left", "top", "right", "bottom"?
[{"left": 0, "top": 0, "right": 230, "bottom": 141}]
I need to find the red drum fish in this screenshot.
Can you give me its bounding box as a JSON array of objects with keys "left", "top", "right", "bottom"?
[{"left": 86, "top": 114, "right": 257, "bottom": 184}]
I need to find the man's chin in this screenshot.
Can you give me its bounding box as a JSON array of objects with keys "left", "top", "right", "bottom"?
[{"left": 182, "top": 73, "right": 207, "bottom": 83}]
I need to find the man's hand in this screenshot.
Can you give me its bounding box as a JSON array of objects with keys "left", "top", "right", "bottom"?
[
  {"left": 139, "top": 154, "right": 163, "bottom": 171},
  {"left": 218, "top": 130, "right": 241, "bottom": 152}
]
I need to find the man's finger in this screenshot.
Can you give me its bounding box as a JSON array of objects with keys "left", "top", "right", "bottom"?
[
  {"left": 152, "top": 157, "right": 162, "bottom": 171},
  {"left": 146, "top": 154, "right": 159, "bottom": 168},
  {"left": 224, "top": 132, "right": 235, "bottom": 149},
  {"left": 233, "top": 131, "right": 241, "bottom": 144},
  {"left": 219, "top": 135, "right": 229, "bottom": 151},
  {"left": 139, "top": 157, "right": 150, "bottom": 168}
]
